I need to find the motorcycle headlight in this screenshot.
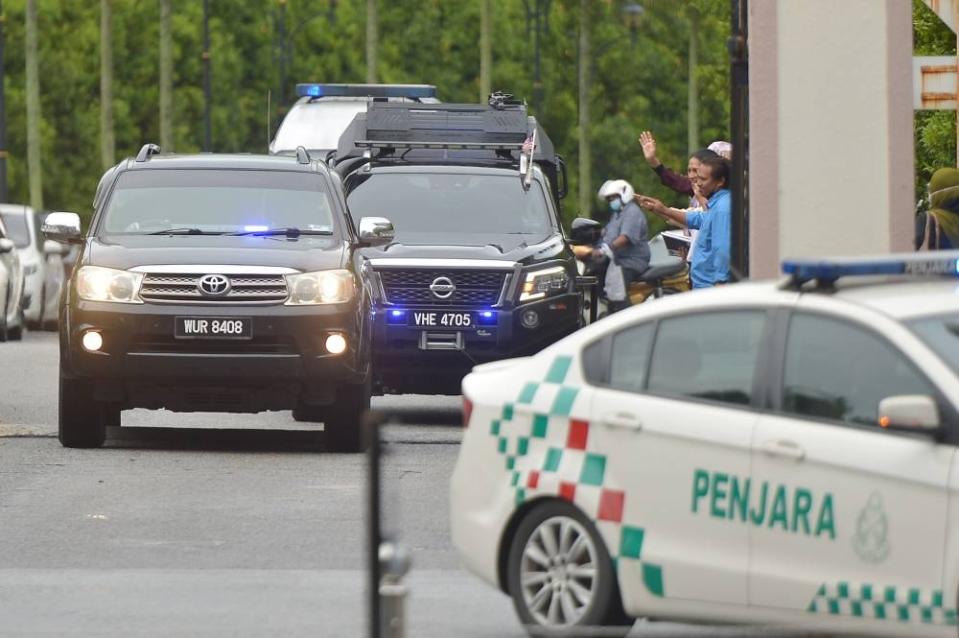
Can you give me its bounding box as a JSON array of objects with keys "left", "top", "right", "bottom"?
[
  {"left": 519, "top": 265, "right": 569, "bottom": 302},
  {"left": 76, "top": 266, "right": 144, "bottom": 303},
  {"left": 285, "top": 269, "right": 355, "bottom": 305}
]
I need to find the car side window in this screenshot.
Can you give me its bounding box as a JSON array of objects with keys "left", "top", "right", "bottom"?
[
  {"left": 609, "top": 323, "right": 654, "bottom": 393},
  {"left": 647, "top": 310, "right": 765, "bottom": 406},
  {"left": 581, "top": 322, "right": 654, "bottom": 391},
  {"left": 782, "top": 313, "right": 935, "bottom": 427}
]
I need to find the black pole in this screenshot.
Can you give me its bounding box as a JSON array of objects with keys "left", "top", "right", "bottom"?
[
  {"left": 366, "top": 413, "right": 382, "bottom": 638},
  {"left": 532, "top": 0, "right": 544, "bottom": 116},
  {"left": 0, "top": 0, "right": 8, "bottom": 203},
  {"left": 202, "top": 0, "right": 211, "bottom": 152},
  {"left": 728, "top": 0, "right": 748, "bottom": 279}
]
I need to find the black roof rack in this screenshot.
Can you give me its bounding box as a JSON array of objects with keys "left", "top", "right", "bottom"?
[
  {"left": 335, "top": 101, "right": 555, "bottom": 165},
  {"left": 334, "top": 96, "right": 567, "bottom": 201}
]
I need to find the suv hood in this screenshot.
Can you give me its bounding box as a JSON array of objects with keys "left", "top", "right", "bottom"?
[
  {"left": 83, "top": 235, "right": 349, "bottom": 272},
  {"left": 359, "top": 233, "right": 568, "bottom": 266}
]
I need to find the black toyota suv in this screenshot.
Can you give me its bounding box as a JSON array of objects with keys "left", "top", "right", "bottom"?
[
  {"left": 43, "top": 145, "right": 385, "bottom": 451},
  {"left": 332, "top": 97, "right": 585, "bottom": 395}
]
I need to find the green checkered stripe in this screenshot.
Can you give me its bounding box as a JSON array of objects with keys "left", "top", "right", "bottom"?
[
  {"left": 807, "top": 582, "right": 957, "bottom": 626},
  {"left": 489, "top": 354, "right": 665, "bottom": 598}
]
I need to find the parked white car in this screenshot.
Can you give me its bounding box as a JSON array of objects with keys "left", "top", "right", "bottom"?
[
  {"left": 0, "top": 214, "right": 24, "bottom": 340},
  {"left": 452, "top": 251, "right": 959, "bottom": 637},
  {"left": 0, "top": 204, "right": 66, "bottom": 330}
]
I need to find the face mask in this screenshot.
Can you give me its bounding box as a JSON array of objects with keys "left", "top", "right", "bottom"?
[{"left": 608, "top": 199, "right": 623, "bottom": 212}]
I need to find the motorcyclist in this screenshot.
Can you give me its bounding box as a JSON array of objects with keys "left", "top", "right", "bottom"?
[{"left": 589, "top": 179, "right": 651, "bottom": 313}]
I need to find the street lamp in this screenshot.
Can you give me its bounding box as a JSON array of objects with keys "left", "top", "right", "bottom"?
[{"left": 623, "top": 3, "right": 644, "bottom": 47}]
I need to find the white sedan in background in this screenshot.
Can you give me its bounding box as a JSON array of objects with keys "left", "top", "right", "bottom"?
[
  {"left": 452, "top": 252, "right": 959, "bottom": 637},
  {"left": 0, "top": 214, "right": 24, "bottom": 340},
  {"left": 0, "top": 204, "right": 66, "bottom": 330}
]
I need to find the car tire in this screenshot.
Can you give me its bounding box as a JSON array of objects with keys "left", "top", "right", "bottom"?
[
  {"left": 292, "top": 404, "right": 324, "bottom": 423},
  {"left": 323, "top": 376, "right": 372, "bottom": 453},
  {"left": 0, "top": 296, "right": 8, "bottom": 342},
  {"left": 59, "top": 374, "right": 106, "bottom": 448},
  {"left": 8, "top": 303, "right": 24, "bottom": 341},
  {"left": 507, "top": 501, "right": 631, "bottom": 636}
]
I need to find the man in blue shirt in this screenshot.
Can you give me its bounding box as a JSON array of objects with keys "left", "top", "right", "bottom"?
[{"left": 636, "top": 155, "right": 731, "bottom": 288}]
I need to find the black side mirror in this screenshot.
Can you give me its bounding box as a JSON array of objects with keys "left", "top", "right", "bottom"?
[{"left": 569, "top": 217, "right": 602, "bottom": 245}]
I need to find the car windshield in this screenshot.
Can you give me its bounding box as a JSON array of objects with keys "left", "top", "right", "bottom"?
[
  {"left": 99, "top": 169, "right": 337, "bottom": 236},
  {"left": 908, "top": 312, "right": 959, "bottom": 376},
  {"left": 0, "top": 211, "right": 32, "bottom": 248},
  {"left": 346, "top": 172, "right": 555, "bottom": 245}
]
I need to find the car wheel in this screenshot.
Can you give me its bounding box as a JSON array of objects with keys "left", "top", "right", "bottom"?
[
  {"left": 292, "top": 404, "right": 324, "bottom": 422},
  {"left": 507, "top": 501, "right": 630, "bottom": 635},
  {"left": 59, "top": 374, "right": 106, "bottom": 448},
  {"left": 324, "top": 376, "right": 372, "bottom": 453},
  {"left": 0, "top": 295, "right": 8, "bottom": 342},
  {"left": 9, "top": 306, "right": 25, "bottom": 341}
]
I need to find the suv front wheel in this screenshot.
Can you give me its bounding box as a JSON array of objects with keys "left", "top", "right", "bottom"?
[
  {"left": 59, "top": 374, "right": 106, "bottom": 448},
  {"left": 294, "top": 376, "right": 371, "bottom": 453}
]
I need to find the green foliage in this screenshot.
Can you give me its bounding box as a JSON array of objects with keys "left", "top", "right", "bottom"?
[{"left": 2, "top": 0, "right": 731, "bottom": 228}]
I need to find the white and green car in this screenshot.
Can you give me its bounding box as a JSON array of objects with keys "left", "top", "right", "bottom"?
[{"left": 451, "top": 252, "right": 959, "bottom": 636}]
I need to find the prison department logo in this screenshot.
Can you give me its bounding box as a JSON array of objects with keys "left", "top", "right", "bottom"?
[{"left": 852, "top": 492, "right": 890, "bottom": 565}]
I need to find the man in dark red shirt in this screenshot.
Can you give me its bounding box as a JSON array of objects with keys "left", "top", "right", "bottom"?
[{"left": 639, "top": 130, "right": 718, "bottom": 209}]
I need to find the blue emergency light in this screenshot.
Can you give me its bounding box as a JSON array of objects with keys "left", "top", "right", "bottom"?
[
  {"left": 295, "top": 83, "right": 437, "bottom": 100},
  {"left": 477, "top": 310, "right": 497, "bottom": 326},
  {"left": 782, "top": 251, "right": 959, "bottom": 285},
  {"left": 387, "top": 309, "right": 408, "bottom": 325}
]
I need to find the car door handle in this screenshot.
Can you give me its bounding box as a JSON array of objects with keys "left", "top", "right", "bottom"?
[
  {"left": 759, "top": 439, "right": 805, "bottom": 461},
  {"left": 602, "top": 411, "right": 642, "bottom": 430}
]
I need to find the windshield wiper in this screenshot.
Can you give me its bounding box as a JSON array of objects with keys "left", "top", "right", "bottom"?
[
  {"left": 229, "top": 227, "right": 333, "bottom": 237},
  {"left": 147, "top": 227, "right": 223, "bottom": 235}
]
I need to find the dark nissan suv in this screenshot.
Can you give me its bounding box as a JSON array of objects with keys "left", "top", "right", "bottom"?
[
  {"left": 333, "top": 98, "right": 585, "bottom": 395},
  {"left": 43, "top": 145, "right": 385, "bottom": 451}
]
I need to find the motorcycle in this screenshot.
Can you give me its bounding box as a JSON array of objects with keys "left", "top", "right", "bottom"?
[{"left": 569, "top": 218, "right": 690, "bottom": 321}]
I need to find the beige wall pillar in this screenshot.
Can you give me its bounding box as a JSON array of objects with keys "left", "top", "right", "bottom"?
[{"left": 748, "top": 0, "right": 915, "bottom": 279}]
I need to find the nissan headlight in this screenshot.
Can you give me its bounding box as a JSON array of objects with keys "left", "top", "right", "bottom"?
[
  {"left": 519, "top": 265, "right": 569, "bottom": 302},
  {"left": 76, "top": 266, "right": 144, "bottom": 303},
  {"left": 285, "top": 269, "right": 355, "bottom": 305}
]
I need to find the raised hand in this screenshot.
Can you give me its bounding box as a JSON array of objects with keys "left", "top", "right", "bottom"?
[{"left": 639, "top": 131, "right": 659, "bottom": 168}]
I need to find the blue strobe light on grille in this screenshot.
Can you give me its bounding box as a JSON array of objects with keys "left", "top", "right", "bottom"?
[
  {"left": 477, "top": 310, "right": 497, "bottom": 326},
  {"left": 387, "top": 309, "right": 408, "bottom": 325}
]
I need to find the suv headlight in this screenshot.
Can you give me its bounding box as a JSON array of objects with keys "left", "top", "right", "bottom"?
[
  {"left": 285, "top": 269, "right": 355, "bottom": 305},
  {"left": 76, "top": 266, "right": 144, "bottom": 303},
  {"left": 519, "top": 265, "right": 569, "bottom": 302}
]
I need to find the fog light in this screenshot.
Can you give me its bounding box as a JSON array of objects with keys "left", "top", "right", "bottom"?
[
  {"left": 325, "top": 333, "right": 347, "bottom": 355},
  {"left": 521, "top": 309, "right": 540, "bottom": 329},
  {"left": 82, "top": 331, "right": 103, "bottom": 352}
]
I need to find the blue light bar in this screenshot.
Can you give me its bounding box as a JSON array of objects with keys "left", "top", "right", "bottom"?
[
  {"left": 782, "top": 251, "right": 959, "bottom": 284},
  {"left": 296, "top": 83, "right": 437, "bottom": 100}
]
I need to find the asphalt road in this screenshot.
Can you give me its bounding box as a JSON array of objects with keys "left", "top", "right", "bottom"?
[{"left": 0, "top": 333, "right": 813, "bottom": 638}]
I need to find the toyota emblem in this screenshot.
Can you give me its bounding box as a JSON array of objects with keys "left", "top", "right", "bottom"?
[
  {"left": 429, "top": 276, "right": 456, "bottom": 299},
  {"left": 197, "top": 274, "right": 231, "bottom": 296}
]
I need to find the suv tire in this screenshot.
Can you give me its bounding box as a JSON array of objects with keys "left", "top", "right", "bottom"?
[
  {"left": 59, "top": 374, "right": 106, "bottom": 448},
  {"left": 0, "top": 297, "right": 7, "bottom": 342},
  {"left": 324, "top": 376, "right": 371, "bottom": 453},
  {"left": 9, "top": 306, "right": 24, "bottom": 341}
]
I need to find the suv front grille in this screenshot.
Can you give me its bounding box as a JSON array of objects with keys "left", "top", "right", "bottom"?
[
  {"left": 378, "top": 269, "right": 508, "bottom": 307},
  {"left": 139, "top": 274, "right": 288, "bottom": 304}
]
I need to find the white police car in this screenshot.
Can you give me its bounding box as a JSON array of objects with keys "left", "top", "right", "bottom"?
[{"left": 451, "top": 252, "right": 959, "bottom": 636}]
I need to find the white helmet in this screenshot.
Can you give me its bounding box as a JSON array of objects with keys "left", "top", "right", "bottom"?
[{"left": 597, "top": 179, "right": 635, "bottom": 205}]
